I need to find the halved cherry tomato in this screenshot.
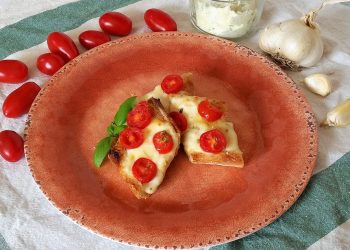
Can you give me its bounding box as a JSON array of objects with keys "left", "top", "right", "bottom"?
[
  {"left": 119, "top": 128, "right": 144, "bottom": 149},
  {"left": 47, "top": 32, "right": 79, "bottom": 62},
  {"left": 144, "top": 9, "right": 177, "bottom": 32},
  {"left": 0, "top": 130, "right": 24, "bottom": 162},
  {"left": 132, "top": 158, "right": 157, "bottom": 184},
  {"left": 127, "top": 101, "right": 153, "bottom": 129},
  {"left": 169, "top": 111, "right": 187, "bottom": 132},
  {"left": 36, "top": 53, "right": 65, "bottom": 75},
  {"left": 78, "top": 30, "right": 111, "bottom": 49},
  {"left": 2, "top": 82, "right": 41, "bottom": 118},
  {"left": 99, "top": 12, "right": 132, "bottom": 36},
  {"left": 153, "top": 131, "right": 174, "bottom": 154},
  {"left": 0, "top": 60, "right": 28, "bottom": 84},
  {"left": 161, "top": 75, "right": 183, "bottom": 94},
  {"left": 199, "top": 129, "right": 227, "bottom": 154},
  {"left": 198, "top": 99, "right": 223, "bottom": 122}
]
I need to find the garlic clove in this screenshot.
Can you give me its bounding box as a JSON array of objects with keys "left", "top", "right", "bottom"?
[
  {"left": 304, "top": 73, "right": 332, "bottom": 96},
  {"left": 321, "top": 99, "right": 350, "bottom": 127}
]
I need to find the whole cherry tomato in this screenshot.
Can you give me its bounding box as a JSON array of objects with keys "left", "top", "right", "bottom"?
[
  {"left": 0, "top": 60, "right": 28, "bottom": 84},
  {"left": 2, "top": 82, "right": 41, "bottom": 118},
  {"left": 132, "top": 158, "right": 157, "bottom": 184},
  {"left": 0, "top": 130, "right": 24, "bottom": 162},
  {"left": 47, "top": 32, "right": 79, "bottom": 62},
  {"left": 200, "top": 129, "right": 227, "bottom": 154},
  {"left": 79, "top": 30, "right": 111, "bottom": 49},
  {"left": 36, "top": 53, "right": 65, "bottom": 75},
  {"left": 144, "top": 9, "right": 177, "bottom": 32},
  {"left": 99, "top": 12, "right": 132, "bottom": 36}
]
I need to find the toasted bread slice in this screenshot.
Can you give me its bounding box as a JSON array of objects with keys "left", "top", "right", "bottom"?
[
  {"left": 169, "top": 95, "right": 244, "bottom": 168},
  {"left": 109, "top": 98, "right": 180, "bottom": 199}
]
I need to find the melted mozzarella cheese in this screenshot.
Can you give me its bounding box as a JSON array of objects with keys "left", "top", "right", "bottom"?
[
  {"left": 120, "top": 118, "right": 179, "bottom": 194},
  {"left": 169, "top": 94, "right": 241, "bottom": 155}
]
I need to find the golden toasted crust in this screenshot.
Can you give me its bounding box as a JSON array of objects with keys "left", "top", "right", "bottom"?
[
  {"left": 189, "top": 151, "right": 244, "bottom": 168},
  {"left": 109, "top": 97, "right": 180, "bottom": 199}
]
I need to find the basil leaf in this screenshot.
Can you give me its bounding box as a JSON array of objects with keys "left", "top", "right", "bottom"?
[
  {"left": 93, "top": 136, "right": 112, "bottom": 168},
  {"left": 114, "top": 96, "right": 137, "bottom": 126},
  {"left": 107, "top": 124, "right": 127, "bottom": 137}
]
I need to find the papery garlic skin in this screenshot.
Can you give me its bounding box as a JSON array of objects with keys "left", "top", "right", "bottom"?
[
  {"left": 259, "top": 19, "right": 324, "bottom": 68},
  {"left": 304, "top": 73, "right": 331, "bottom": 96},
  {"left": 322, "top": 100, "right": 350, "bottom": 127}
]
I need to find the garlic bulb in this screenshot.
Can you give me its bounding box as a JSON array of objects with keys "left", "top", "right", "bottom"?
[
  {"left": 322, "top": 100, "right": 350, "bottom": 127},
  {"left": 304, "top": 73, "right": 332, "bottom": 96},
  {"left": 259, "top": 18, "right": 323, "bottom": 69}
]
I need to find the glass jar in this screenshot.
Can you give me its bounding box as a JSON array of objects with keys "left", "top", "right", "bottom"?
[{"left": 190, "top": 0, "right": 265, "bottom": 39}]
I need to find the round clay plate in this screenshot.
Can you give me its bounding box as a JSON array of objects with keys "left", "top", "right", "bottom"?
[{"left": 25, "top": 32, "right": 317, "bottom": 249}]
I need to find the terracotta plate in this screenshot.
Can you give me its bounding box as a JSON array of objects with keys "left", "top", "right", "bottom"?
[{"left": 25, "top": 32, "right": 318, "bottom": 249}]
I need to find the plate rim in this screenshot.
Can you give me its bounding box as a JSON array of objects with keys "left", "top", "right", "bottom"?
[{"left": 24, "top": 32, "right": 318, "bottom": 249}]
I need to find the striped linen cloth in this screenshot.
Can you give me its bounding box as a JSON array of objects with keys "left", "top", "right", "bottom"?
[{"left": 0, "top": 0, "right": 349, "bottom": 249}]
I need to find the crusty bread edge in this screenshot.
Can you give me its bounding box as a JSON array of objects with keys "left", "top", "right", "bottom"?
[{"left": 188, "top": 151, "right": 244, "bottom": 168}]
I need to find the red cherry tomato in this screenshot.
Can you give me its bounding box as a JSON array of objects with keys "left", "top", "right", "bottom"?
[
  {"left": 161, "top": 74, "right": 184, "bottom": 94},
  {"left": 119, "top": 128, "right": 144, "bottom": 149},
  {"left": 127, "top": 101, "right": 153, "bottom": 129},
  {"left": 144, "top": 9, "right": 177, "bottom": 32},
  {"left": 2, "top": 82, "right": 41, "bottom": 118},
  {"left": 132, "top": 158, "right": 157, "bottom": 184},
  {"left": 153, "top": 131, "right": 174, "bottom": 154},
  {"left": 0, "top": 60, "right": 28, "bottom": 84},
  {"left": 47, "top": 32, "right": 79, "bottom": 62},
  {"left": 198, "top": 100, "right": 223, "bottom": 122},
  {"left": 199, "top": 129, "right": 227, "bottom": 154},
  {"left": 78, "top": 30, "right": 111, "bottom": 50},
  {"left": 169, "top": 111, "right": 187, "bottom": 132},
  {"left": 99, "top": 12, "right": 132, "bottom": 36},
  {"left": 36, "top": 53, "right": 65, "bottom": 76},
  {"left": 0, "top": 130, "right": 24, "bottom": 162}
]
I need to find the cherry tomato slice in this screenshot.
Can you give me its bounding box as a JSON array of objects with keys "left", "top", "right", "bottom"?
[
  {"left": 169, "top": 111, "right": 187, "bottom": 132},
  {"left": 198, "top": 100, "right": 223, "bottom": 122},
  {"left": 78, "top": 30, "right": 111, "bottom": 50},
  {"left": 127, "top": 101, "right": 153, "bottom": 129},
  {"left": 47, "top": 32, "right": 79, "bottom": 62},
  {"left": 199, "top": 129, "right": 227, "bottom": 154},
  {"left": 119, "top": 128, "right": 144, "bottom": 149},
  {"left": 153, "top": 130, "right": 174, "bottom": 154},
  {"left": 99, "top": 12, "right": 132, "bottom": 36},
  {"left": 36, "top": 53, "right": 65, "bottom": 76},
  {"left": 0, "top": 130, "right": 24, "bottom": 162},
  {"left": 132, "top": 158, "right": 157, "bottom": 184},
  {"left": 161, "top": 75, "right": 184, "bottom": 94},
  {"left": 144, "top": 9, "right": 177, "bottom": 32},
  {"left": 2, "top": 82, "right": 41, "bottom": 118},
  {"left": 0, "top": 60, "right": 28, "bottom": 84}
]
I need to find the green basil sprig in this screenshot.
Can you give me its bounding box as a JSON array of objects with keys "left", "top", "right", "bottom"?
[{"left": 93, "top": 96, "right": 137, "bottom": 167}]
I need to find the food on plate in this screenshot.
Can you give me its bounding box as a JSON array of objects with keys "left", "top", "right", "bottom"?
[
  {"left": 78, "top": 30, "right": 111, "bottom": 50},
  {"left": 2, "top": 82, "right": 41, "bottom": 118},
  {"left": 47, "top": 32, "right": 80, "bottom": 62},
  {"left": 0, "top": 130, "right": 24, "bottom": 162},
  {"left": 169, "top": 95, "right": 244, "bottom": 167},
  {"left": 36, "top": 53, "right": 65, "bottom": 75},
  {"left": 99, "top": 12, "right": 132, "bottom": 36},
  {"left": 109, "top": 98, "right": 181, "bottom": 199},
  {"left": 144, "top": 9, "right": 177, "bottom": 32},
  {"left": 0, "top": 60, "right": 28, "bottom": 84}
]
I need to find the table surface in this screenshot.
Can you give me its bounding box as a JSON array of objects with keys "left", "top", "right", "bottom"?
[{"left": 0, "top": 0, "right": 349, "bottom": 249}]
